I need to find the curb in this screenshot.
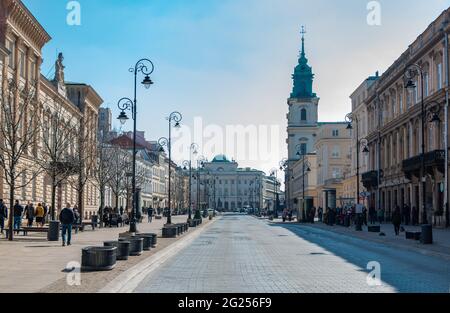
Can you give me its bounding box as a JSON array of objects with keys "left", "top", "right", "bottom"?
[{"left": 99, "top": 217, "right": 220, "bottom": 293}]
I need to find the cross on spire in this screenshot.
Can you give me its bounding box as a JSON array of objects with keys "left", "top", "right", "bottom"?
[{"left": 300, "top": 26, "right": 306, "bottom": 58}]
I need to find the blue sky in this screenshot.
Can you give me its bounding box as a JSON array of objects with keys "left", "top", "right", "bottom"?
[{"left": 23, "top": 0, "right": 450, "bottom": 173}]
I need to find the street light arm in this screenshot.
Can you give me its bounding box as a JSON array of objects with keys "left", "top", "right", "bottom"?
[
  {"left": 117, "top": 97, "right": 134, "bottom": 115},
  {"left": 131, "top": 58, "right": 155, "bottom": 76}
]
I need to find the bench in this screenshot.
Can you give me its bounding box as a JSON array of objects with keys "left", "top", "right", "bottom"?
[
  {"left": 4, "top": 227, "right": 48, "bottom": 239},
  {"left": 368, "top": 225, "right": 381, "bottom": 233},
  {"left": 81, "top": 221, "right": 96, "bottom": 231},
  {"left": 406, "top": 231, "right": 421, "bottom": 240}
]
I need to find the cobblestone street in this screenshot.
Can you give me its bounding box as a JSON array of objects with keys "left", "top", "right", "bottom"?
[{"left": 134, "top": 214, "right": 450, "bottom": 293}]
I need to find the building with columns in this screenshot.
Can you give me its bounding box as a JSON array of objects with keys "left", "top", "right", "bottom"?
[
  {"left": 194, "top": 155, "right": 265, "bottom": 212},
  {"left": 0, "top": 0, "right": 103, "bottom": 219},
  {"left": 362, "top": 8, "right": 449, "bottom": 226}
]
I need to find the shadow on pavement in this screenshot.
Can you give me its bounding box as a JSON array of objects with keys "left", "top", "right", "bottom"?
[{"left": 267, "top": 221, "right": 450, "bottom": 293}]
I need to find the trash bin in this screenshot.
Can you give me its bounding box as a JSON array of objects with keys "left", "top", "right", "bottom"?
[
  {"left": 420, "top": 224, "right": 433, "bottom": 244},
  {"left": 47, "top": 221, "right": 60, "bottom": 241}
]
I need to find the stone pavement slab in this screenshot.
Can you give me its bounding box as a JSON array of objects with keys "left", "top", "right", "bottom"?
[
  {"left": 0, "top": 215, "right": 192, "bottom": 293},
  {"left": 133, "top": 214, "right": 450, "bottom": 293}
]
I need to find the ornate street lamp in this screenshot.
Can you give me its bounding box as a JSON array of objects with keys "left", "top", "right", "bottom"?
[
  {"left": 182, "top": 143, "right": 199, "bottom": 222},
  {"left": 403, "top": 62, "right": 443, "bottom": 225},
  {"left": 116, "top": 58, "right": 154, "bottom": 234},
  {"left": 345, "top": 113, "right": 369, "bottom": 206},
  {"left": 158, "top": 112, "right": 183, "bottom": 225}
]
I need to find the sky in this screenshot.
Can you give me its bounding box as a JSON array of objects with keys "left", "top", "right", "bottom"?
[{"left": 22, "top": 0, "right": 450, "bottom": 175}]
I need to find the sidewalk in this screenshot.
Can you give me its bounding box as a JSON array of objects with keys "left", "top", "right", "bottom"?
[
  {"left": 278, "top": 219, "right": 450, "bottom": 261},
  {"left": 0, "top": 215, "right": 207, "bottom": 293}
]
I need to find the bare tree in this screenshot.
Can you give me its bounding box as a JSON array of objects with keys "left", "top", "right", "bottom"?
[
  {"left": 37, "top": 101, "right": 80, "bottom": 220},
  {"left": 68, "top": 120, "right": 96, "bottom": 220},
  {"left": 0, "top": 80, "right": 43, "bottom": 240},
  {"left": 108, "top": 145, "right": 129, "bottom": 212},
  {"left": 93, "top": 131, "right": 115, "bottom": 225}
]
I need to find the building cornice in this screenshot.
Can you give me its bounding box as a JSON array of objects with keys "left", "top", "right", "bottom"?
[{"left": 2, "top": 0, "right": 51, "bottom": 50}]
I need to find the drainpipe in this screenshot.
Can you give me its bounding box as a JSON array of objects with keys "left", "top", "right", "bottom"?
[{"left": 444, "top": 27, "right": 449, "bottom": 227}]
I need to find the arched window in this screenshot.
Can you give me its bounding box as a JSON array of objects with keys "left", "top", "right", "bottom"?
[{"left": 301, "top": 108, "right": 307, "bottom": 121}]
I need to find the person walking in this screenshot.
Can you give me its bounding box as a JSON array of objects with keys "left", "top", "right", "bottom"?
[
  {"left": 0, "top": 199, "right": 7, "bottom": 234},
  {"left": 13, "top": 200, "right": 24, "bottom": 234},
  {"left": 73, "top": 207, "right": 81, "bottom": 234},
  {"left": 392, "top": 206, "right": 402, "bottom": 236},
  {"left": 148, "top": 207, "right": 153, "bottom": 223},
  {"left": 42, "top": 203, "right": 48, "bottom": 224},
  {"left": 369, "top": 207, "right": 376, "bottom": 225},
  {"left": 59, "top": 203, "right": 75, "bottom": 247},
  {"left": 35, "top": 203, "right": 45, "bottom": 227},
  {"left": 24, "top": 202, "right": 35, "bottom": 227}
]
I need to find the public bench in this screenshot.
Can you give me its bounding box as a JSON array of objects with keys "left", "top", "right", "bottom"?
[
  {"left": 405, "top": 231, "right": 421, "bottom": 240},
  {"left": 4, "top": 227, "right": 48, "bottom": 239}
]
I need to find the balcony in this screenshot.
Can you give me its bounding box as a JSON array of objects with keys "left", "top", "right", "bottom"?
[
  {"left": 402, "top": 150, "right": 445, "bottom": 179},
  {"left": 361, "top": 171, "right": 378, "bottom": 189}
]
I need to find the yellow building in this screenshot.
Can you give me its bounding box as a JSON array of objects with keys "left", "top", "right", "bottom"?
[{"left": 315, "top": 123, "right": 352, "bottom": 210}]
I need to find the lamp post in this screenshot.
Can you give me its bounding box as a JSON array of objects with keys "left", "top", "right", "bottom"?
[
  {"left": 279, "top": 158, "right": 289, "bottom": 211},
  {"left": 270, "top": 168, "right": 279, "bottom": 218},
  {"left": 182, "top": 143, "right": 198, "bottom": 222},
  {"left": 157, "top": 111, "right": 182, "bottom": 225},
  {"left": 404, "top": 63, "right": 443, "bottom": 225},
  {"left": 295, "top": 145, "right": 311, "bottom": 222},
  {"left": 117, "top": 59, "right": 154, "bottom": 234},
  {"left": 194, "top": 156, "right": 206, "bottom": 217},
  {"left": 345, "top": 113, "right": 369, "bottom": 206}
]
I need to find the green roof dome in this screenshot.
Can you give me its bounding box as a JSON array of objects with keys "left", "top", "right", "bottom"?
[{"left": 212, "top": 154, "right": 230, "bottom": 163}]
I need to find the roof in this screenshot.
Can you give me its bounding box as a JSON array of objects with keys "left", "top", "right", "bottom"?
[{"left": 212, "top": 154, "right": 231, "bottom": 163}]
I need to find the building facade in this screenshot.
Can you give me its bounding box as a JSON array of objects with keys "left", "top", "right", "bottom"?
[
  {"left": 195, "top": 155, "right": 265, "bottom": 212},
  {"left": 315, "top": 123, "right": 352, "bottom": 210},
  {"left": 362, "top": 8, "right": 450, "bottom": 226},
  {"left": 0, "top": 0, "right": 102, "bottom": 219}
]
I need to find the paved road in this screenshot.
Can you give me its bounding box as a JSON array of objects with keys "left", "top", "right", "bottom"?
[{"left": 134, "top": 214, "right": 450, "bottom": 293}]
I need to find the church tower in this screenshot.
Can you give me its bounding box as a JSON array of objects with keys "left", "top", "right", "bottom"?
[{"left": 286, "top": 26, "right": 320, "bottom": 161}]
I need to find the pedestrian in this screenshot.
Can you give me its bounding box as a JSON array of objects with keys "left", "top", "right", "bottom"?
[
  {"left": 369, "top": 207, "right": 376, "bottom": 225},
  {"left": 42, "top": 203, "right": 48, "bottom": 224},
  {"left": 0, "top": 199, "right": 7, "bottom": 234},
  {"left": 13, "top": 200, "right": 24, "bottom": 234},
  {"left": 377, "top": 207, "right": 384, "bottom": 224},
  {"left": 59, "top": 203, "right": 75, "bottom": 247},
  {"left": 392, "top": 206, "right": 402, "bottom": 236},
  {"left": 119, "top": 206, "right": 124, "bottom": 216},
  {"left": 148, "top": 207, "right": 153, "bottom": 223},
  {"left": 411, "top": 206, "right": 418, "bottom": 225},
  {"left": 288, "top": 209, "right": 293, "bottom": 222},
  {"left": 318, "top": 207, "right": 323, "bottom": 223},
  {"left": 35, "top": 203, "right": 45, "bottom": 227},
  {"left": 24, "top": 201, "right": 35, "bottom": 227},
  {"left": 73, "top": 207, "right": 81, "bottom": 234}
]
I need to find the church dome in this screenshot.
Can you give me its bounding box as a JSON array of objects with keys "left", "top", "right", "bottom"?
[{"left": 212, "top": 154, "right": 230, "bottom": 163}]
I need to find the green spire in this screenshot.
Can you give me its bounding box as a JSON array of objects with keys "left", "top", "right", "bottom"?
[{"left": 291, "top": 26, "right": 315, "bottom": 99}]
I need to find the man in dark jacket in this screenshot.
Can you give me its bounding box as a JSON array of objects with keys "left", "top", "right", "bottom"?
[
  {"left": 59, "top": 203, "right": 75, "bottom": 246},
  {"left": 24, "top": 202, "right": 35, "bottom": 227},
  {"left": 13, "top": 200, "right": 24, "bottom": 234},
  {"left": 0, "top": 199, "right": 7, "bottom": 234},
  {"left": 392, "top": 206, "right": 402, "bottom": 236}
]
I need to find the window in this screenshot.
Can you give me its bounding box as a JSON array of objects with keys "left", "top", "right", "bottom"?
[
  {"left": 399, "top": 93, "right": 403, "bottom": 114},
  {"left": 19, "top": 50, "right": 25, "bottom": 78},
  {"left": 299, "top": 143, "right": 307, "bottom": 156},
  {"left": 332, "top": 168, "right": 341, "bottom": 179},
  {"left": 30, "top": 58, "right": 37, "bottom": 81},
  {"left": 331, "top": 146, "right": 340, "bottom": 158},
  {"left": 424, "top": 72, "right": 429, "bottom": 97},
  {"left": 437, "top": 63, "right": 443, "bottom": 90},
  {"left": 7, "top": 39, "right": 15, "bottom": 69},
  {"left": 301, "top": 108, "right": 307, "bottom": 121},
  {"left": 332, "top": 130, "right": 339, "bottom": 137}
]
